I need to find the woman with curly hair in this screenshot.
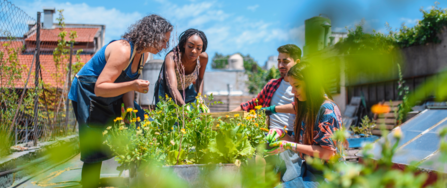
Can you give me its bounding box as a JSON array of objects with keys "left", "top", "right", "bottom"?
[
  {"left": 68, "top": 14, "right": 172, "bottom": 187},
  {"left": 154, "top": 28, "right": 208, "bottom": 105}
]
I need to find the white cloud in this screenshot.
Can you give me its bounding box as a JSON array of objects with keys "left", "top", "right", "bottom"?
[
  {"left": 400, "top": 17, "right": 419, "bottom": 26},
  {"left": 15, "top": 0, "right": 142, "bottom": 43},
  {"left": 247, "top": 4, "right": 259, "bottom": 11}
]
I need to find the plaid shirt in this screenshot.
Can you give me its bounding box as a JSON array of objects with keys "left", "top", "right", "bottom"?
[{"left": 240, "top": 77, "right": 284, "bottom": 111}]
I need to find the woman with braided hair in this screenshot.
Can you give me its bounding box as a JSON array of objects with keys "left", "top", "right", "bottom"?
[{"left": 154, "top": 28, "right": 208, "bottom": 106}]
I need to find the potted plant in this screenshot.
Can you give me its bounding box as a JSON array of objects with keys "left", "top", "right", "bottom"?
[{"left": 348, "top": 116, "right": 379, "bottom": 148}]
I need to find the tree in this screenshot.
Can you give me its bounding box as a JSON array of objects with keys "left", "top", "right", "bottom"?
[{"left": 211, "top": 52, "right": 229, "bottom": 69}]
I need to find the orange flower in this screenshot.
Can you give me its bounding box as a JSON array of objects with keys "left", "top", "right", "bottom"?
[
  {"left": 371, "top": 103, "right": 391, "bottom": 114},
  {"left": 226, "top": 115, "right": 230, "bottom": 118},
  {"left": 260, "top": 128, "right": 269, "bottom": 132}
]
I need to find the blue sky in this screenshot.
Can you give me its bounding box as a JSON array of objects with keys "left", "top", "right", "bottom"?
[{"left": 11, "top": 0, "right": 445, "bottom": 69}]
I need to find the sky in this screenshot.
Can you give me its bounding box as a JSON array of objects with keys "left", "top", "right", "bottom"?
[{"left": 10, "top": 0, "right": 446, "bottom": 70}]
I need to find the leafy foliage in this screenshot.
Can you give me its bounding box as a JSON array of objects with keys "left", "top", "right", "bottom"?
[
  {"left": 394, "top": 3, "right": 447, "bottom": 47},
  {"left": 396, "top": 64, "right": 410, "bottom": 124},
  {"left": 211, "top": 52, "right": 229, "bottom": 69},
  {"left": 351, "top": 115, "right": 375, "bottom": 137},
  {"left": 105, "top": 94, "right": 268, "bottom": 170},
  {"left": 308, "top": 116, "right": 447, "bottom": 188}
]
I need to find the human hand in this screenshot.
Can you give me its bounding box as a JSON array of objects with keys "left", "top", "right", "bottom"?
[
  {"left": 265, "top": 140, "right": 298, "bottom": 155},
  {"left": 265, "top": 128, "right": 285, "bottom": 143},
  {"left": 134, "top": 79, "right": 150, "bottom": 93},
  {"left": 260, "top": 105, "right": 276, "bottom": 116}
]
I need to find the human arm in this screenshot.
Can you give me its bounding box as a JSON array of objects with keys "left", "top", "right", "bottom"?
[
  {"left": 237, "top": 79, "right": 278, "bottom": 111},
  {"left": 165, "top": 52, "right": 186, "bottom": 105},
  {"left": 267, "top": 141, "right": 336, "bottom": 160},
  {"left": 195, "top": 52, "right": 208, "bottom": 95},
  {"left": 275, "top": 103, "right": 295, "bottom": 114},
  {"left": 95, "top": 40, "right": 149, "bottom": 97},
  {"left": 268, "top": 103, "right": 342, "bottom": 160},
  {"left": 231, "top": 106, "right": 243, "bottom": 111}
]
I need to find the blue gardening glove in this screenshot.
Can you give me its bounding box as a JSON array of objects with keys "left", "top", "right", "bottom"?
[{"left": 261, "top": 105, "right": 276, "bottom": 116}]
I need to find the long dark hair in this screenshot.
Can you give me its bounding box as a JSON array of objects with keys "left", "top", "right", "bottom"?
[
  {"left": 287, "top": 63, "right": 333, "bottom": 145},
  {"left": 122, "top": 14, "right": 173, "bottom": 53}
]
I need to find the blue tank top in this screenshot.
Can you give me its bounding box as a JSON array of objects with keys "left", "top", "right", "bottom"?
[{"left": 68, "top": 39, "right": 142, "bottom": 102}]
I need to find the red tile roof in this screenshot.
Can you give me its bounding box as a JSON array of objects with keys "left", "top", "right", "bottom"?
[
  {"left": 1, "top": 41, "right": 93, "bottom": 88},
  {"left": 25, "top": 28, "right": 99, "bottom": 43}
]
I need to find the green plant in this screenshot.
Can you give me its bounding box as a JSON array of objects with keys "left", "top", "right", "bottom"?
[
  {"left": 104, "top": 94, "right": 268, "bottom": 172},
  {"left": 394, "top": 2, "right": 447, "bottom": 48},
  {"left": 307, "top": 113, "right": 447, "bottom": 188},
  {"left": 351, "top": 115, "right": 375, "bottom": 137},
  {"left": 396, "top": 64, "right": 410, "bottom": 125}
]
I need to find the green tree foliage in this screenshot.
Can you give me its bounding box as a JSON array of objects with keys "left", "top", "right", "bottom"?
[
  {"left": 394, "top": 3, "right": 447, "bottom": 47},
  {"left": 265, "top": 67, "right": 280, "bottom": 82},
  {"left": 211, "top": 52, "right": 229, "bottom": 69}
]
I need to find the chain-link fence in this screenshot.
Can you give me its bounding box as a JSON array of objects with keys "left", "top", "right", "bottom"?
[{"left": 0, "top": 0, "right": 77, "bottom": 156}]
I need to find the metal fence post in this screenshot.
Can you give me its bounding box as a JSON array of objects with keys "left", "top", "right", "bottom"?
[
  {"left": 33, "top": 12, "right": 41, "bottom": 146},
  {"left": 227, "top": 84, "right": 231, "bottom": 111}
]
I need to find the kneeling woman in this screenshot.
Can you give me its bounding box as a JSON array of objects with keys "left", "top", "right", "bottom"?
[
  {"left": 154, "top": 28, "right": 208, "bottom": 105},
  {"left": 266, "top": 63, "right": 343, "bottom": 187}
]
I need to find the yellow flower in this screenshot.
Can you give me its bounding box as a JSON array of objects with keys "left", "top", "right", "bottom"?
[
  {"left": 132, "top": 118, "right": 137, "bottom": 122},
  {"left": 116, "top": 117, "right": 123, "bottom": 121},
  {"left": 127, "top": 108, "right": 132, "bottom": 112},
  {"left": 181, "top": 128, "right": 186, "bottom": 134},
  {"left": 171, "top": 127, "right": 174, "bottom": 130},
  {"left": 234, "top": 114, "right": 240, "bottom": 117},
  {"left": 255, "top": 98, "right": 258, "bottom": 103},
  {"left": 255, "top": 123, "right": 258, "bottom": 127},
  {"left": 137, "top": 126, "right": 141, "bottom": 130},
  {"left": 249, "top": 110, "right": 256, "bottom": 115},
  {"left": 102, "top": 130, "right": 108, "bottom": 136},
  {"left": 165, "top": 94, "right": 169, "bottom": 98},
  {"left": 133, "top": 109, "right": 138, "bottom": 113},
  {"left": 226, "top": 115, "right": 230, "bottom": 118},
  {"left": 170, "top": 140, "right": 175, "bottom": 146},
  {"left": 237, "top": 123, "right": 241, "bottom": 126},
  {"left": 155, "top": 132, "right": 160, "bottom": 135},
  {"left": 106, "top": 126, "right": 112, "bottom": 130},
  {"left": 216, "top": 124, "right": 220, "bottom": 128},
  {"left": 204, "top": 94, "right": 207, "bottom": 98},
  {"left": 255, "top": 105, "right": 262, "bottom": 110},
  {"left": 144, "top": 114, "right": 149, "bottom": 119},
  {"left": 137, "top": 117, "right": 141, "bottom": 122},
  {"left": 393, "top": 127, "right": 402, "bottom": 139},
  {"left": 114, "top": 119, "right": 117, "bottom": 122}
]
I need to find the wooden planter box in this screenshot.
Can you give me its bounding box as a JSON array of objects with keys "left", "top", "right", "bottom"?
[{"left": 129, "top": 163, "right": 240, "bottom": 187}]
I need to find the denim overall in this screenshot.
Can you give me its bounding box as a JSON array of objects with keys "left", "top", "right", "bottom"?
[{"left": 70, "top": 39, "right": 145, "bottom": 163}]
